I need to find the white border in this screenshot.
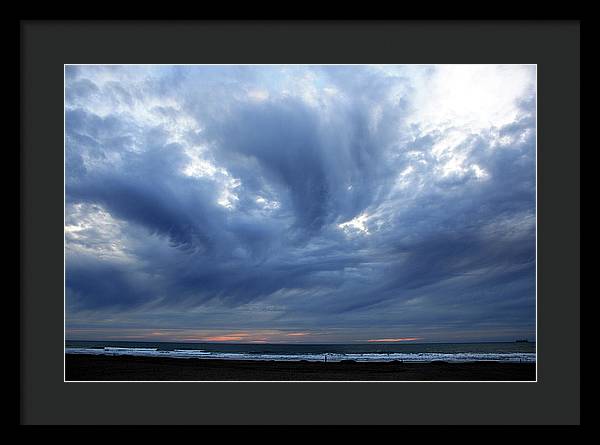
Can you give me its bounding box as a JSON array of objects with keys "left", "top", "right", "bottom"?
[{"left": 63, "top": 64, "right": 538, "bottom": 383}]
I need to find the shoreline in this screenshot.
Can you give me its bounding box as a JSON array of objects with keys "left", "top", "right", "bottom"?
[{"left": 66, "top": 353, "right": 536, "bottom": 381}]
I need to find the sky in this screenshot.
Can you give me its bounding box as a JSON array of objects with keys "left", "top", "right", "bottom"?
[{"left": 65, "top": 65, "right": 536, "bottom": 344}]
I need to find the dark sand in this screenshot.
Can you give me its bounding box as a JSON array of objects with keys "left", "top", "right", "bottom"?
[{"left": 66, "top": 354, "right": 536, "bottom": 381}]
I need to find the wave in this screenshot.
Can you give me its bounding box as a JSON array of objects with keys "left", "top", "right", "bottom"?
[{"left": 65, "top": 347, "right": 536, "bottom": 363}]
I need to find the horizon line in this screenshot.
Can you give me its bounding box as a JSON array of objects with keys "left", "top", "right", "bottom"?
[{"left": 65, "top": 339, "right": 535, "bottom": 345}]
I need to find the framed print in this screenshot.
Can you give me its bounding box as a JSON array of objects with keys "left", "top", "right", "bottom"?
[{"left": 21, "top": 20, "right": 580, "bottom": 425}]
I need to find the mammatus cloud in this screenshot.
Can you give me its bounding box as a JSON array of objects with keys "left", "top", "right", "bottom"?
[{"left": 65, "top": 65, "right": 536, "bottom": 343}]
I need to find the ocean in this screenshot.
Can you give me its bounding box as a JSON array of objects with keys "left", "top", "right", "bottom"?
[{"left": 65, "top": 340, "right": 536, "bottom": 363}]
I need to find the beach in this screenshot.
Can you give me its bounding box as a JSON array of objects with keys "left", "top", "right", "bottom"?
[{"left": 65, "top": 354, "right": 536, "bottom": 381}]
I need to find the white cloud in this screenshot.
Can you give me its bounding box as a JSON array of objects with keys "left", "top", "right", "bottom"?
[
  {"left": 338, "top": 213, "right": 372, "bottom": 235},
  {"left": 65, "top": 203, "right": 135, "bottom": 264}
]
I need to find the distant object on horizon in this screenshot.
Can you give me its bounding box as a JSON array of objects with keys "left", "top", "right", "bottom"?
[{"left": 515, "top": 339, "right": 529, "bottom": 343}]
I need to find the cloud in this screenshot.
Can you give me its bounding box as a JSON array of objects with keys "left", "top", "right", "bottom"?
[{"left": 65, "top": 65, "right": 536, "bottom": 342}]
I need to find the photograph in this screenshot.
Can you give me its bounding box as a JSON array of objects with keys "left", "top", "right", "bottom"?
[{"left": 64, "top": 64, "right": 537, "bottom": 382}]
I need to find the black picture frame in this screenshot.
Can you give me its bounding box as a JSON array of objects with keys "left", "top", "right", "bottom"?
[{"left": 20, "top": 20, "right": 580, "bottom": 425}]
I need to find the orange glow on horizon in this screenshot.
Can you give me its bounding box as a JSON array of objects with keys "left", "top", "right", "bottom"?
[
  {"left": 367, "top": 337, "right": 421, "bottom": 342},
  {"left": 203, "top": 335, "right": 248, "bottom": 342},
  {"left": 67, "top": 328, "right": 426, "bottom": 344}
]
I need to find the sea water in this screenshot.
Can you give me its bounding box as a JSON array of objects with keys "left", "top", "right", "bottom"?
[{"left": 65, "top": 340, "right": 536, "bottom": 363}]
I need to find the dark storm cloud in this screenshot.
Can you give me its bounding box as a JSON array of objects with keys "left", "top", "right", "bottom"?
[
  {"left": 201, "top": 96, "right": 398, "bottom": 233},
  {"left": 65, "top": 65, "right": 536, "bottom": 342}
]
